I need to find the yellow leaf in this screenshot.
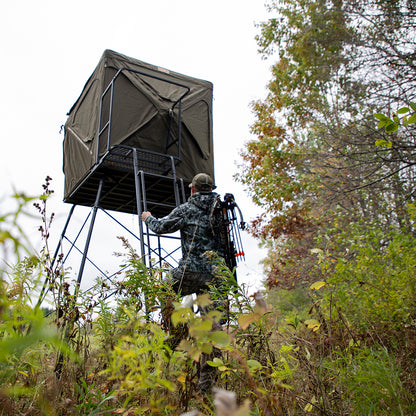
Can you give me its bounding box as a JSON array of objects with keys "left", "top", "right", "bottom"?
[
  {"left": 310, "top": 281, "right": 326, "bottom": 290},
  {"left": 171, "top": 307, "right": 193, "bottom": 326},
  {"left": 195, "top": 293, "right": 212, "bottom": 308},
  {"left": 191, "top": 350, "right": 202, "bottom": 362},
  {"left": 177, "top": 375, "right": 186, "bottom": 383},
  {"left": 208, "top": 310, "right": 223, "bottom": 322},
  {"left": 178, "top": 339, "right": 193, "bottom": 352},
  {"left": 304, "top": 319, "right": 321, "bottom": 331},
  {"left": 189, "top": 318, "right": 212, "bottom": 335},
  {"left": 238, "top": 312, "right": 260, "bottom": 330}
]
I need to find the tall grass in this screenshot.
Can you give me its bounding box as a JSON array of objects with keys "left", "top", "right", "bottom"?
[{"left": 2, "top": 181, "right": 416, "bottom": 415}]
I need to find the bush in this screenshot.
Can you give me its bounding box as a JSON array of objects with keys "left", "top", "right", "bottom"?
[{"left": 322, "top": 221, "right": 416, "bottom": 332}]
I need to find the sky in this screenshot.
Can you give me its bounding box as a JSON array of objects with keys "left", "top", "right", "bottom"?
[{"left": 1, "top": 0, "right": 274, "bottom": 295}]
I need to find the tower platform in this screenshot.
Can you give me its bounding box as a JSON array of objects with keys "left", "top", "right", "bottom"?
[{"left": 64, "top": 145, "right": 190, "bottom": 218}]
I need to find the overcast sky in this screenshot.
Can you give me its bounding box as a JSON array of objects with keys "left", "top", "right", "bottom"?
[{"left": 1, "top": 0, "right": 274, "bottom": 294}]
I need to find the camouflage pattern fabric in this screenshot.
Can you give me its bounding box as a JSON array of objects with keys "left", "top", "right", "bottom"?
[
  {"left": 146, "top": 192, "right": 227, "bottom": 392},
  {"left": 171, "top": 269, "right": 216, "bottom": 296},
  {"left": 197, "top": 346, "right": 222, "bottom": 392},
  {"left": 145, "top": 192, "right": 225, "bottom": 277}
]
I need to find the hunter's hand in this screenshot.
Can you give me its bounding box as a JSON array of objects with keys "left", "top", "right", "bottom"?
[{"left": 141, "top": 211, "right": 152, "bottom": 221}]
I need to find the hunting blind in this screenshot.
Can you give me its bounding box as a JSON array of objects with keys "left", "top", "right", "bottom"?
[{"left": 63, "top": 49, "right": 214, "bottom": 217}]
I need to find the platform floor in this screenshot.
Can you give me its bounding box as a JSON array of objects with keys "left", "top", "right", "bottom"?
[{"left": 64, "top": 145, "right": 190, "bottom": 217}]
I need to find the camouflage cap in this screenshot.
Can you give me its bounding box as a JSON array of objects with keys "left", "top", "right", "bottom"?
[{"left": 190, "top": 173, "right": 216, "bottom": 191}]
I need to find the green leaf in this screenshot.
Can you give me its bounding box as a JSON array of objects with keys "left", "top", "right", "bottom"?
[
  {"left": 207, "top": 357, "right": 224, "bottom": 367},
  {"left": 208, "top": 330, "right": 231, "bottom": 347},
  {"left": 375, "top": 139, "right": 392, "bottom": 149},
  {"left": 374, "top": 113, "right": 389, "bottom": 121},
  {"left": 408, "top": 113, "right": 416, "bottom": 124},
  {"left": 385, "top": 122, "right": 398, "bottom": 133},
  {"left": 377, "top": 120, "right": 387, "bottom": 129},
  {"left": 247, "top": 359, "right": 263, "bottom": 372},
  {"left": 157, "top": 379, "right": 176, "bottom": 392},
  {"left": 201, "top": 343, "right": 213, "bottom": 354},
  {"left": 410, "top": 102, "right": 416, "bottom": 112},
  {"left": 0, "top": 325, "right": 58, "bottom": 360},
  {"left": 397, "top": 107, "right": 410, "bottom": 114}
]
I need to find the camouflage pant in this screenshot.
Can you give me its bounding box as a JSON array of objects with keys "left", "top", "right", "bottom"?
[
  {"left": 197, "top": 345, "right": 222, "bottom": 392},
  {"left": 171, "top": 268, "right": 216, "bottom": 296},
  {"left": 165, "top": 268, "right": 226, "bottom": 392},
  {"left": 171, "top": 268, "right": 228, "bottom": 321}
]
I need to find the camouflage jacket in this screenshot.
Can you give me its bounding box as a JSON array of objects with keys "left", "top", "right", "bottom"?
[{"left": 145, "top": 192, "right": 225, "bottom": 273}]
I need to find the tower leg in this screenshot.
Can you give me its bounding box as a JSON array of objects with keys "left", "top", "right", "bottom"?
[
  {"left": 74, "top": 178, "right": 104, "bottom": 299},
  {"left": 133, "top": 149, "right": 147, "bottom": 265},
  {"left": 55, "top": 179, "right": 104, "bottom": 378}
]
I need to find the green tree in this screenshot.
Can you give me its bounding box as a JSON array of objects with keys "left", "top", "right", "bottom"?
[{"left": 237, "top": 0, "right": 416, "bottom": 286}]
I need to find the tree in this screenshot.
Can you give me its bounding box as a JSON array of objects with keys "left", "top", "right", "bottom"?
[{"left": 237, "top": 0, "right": 416, "bottom": 286}]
